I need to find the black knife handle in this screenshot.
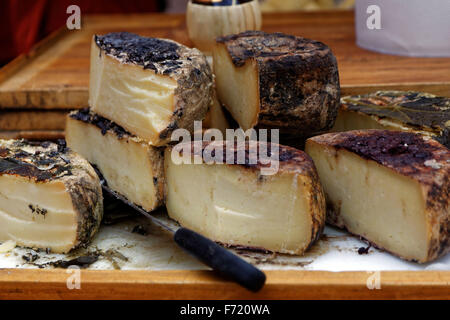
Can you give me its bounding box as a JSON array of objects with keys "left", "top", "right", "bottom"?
[{"left": 174, "top": 227, "right": 266, "bottom": 292}]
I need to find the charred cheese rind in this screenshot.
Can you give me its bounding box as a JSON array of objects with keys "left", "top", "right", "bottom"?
[
  {"left": 66, "top": 109, "right": 164, "bottom": 212},
  {"left": 305, "top": 130, "right": 450, "bottom": 263},
  {"left": 0, "top": 139, "right": 103, "bottom": 253},
  {"left": 213, "top": 31, "right": 340, "bottom": 135},
  {"left": 333, "top": 91, "right": 450, "bottom": 148},
  {"left": 164, "top": 141, "right": 325, "bottom": 255},
  {"left": 89, "top": 32, "right": 213, "bottom": 146}
]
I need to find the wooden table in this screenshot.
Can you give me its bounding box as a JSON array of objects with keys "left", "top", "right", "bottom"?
[{"left": 0, "top": 11, "right": 449, "bottom": 299}]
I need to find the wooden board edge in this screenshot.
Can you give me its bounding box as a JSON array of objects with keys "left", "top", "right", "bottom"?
[
  {"left": 0, "top": 269, "right": 448, "bottom": 300},
  {"left": 0, "top": 130, "right": 64, "bottom": 141},
  {"left": 0, "top": 88, "right": 88, "bottom": 110}
]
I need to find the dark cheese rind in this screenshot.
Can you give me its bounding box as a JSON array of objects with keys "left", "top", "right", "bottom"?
[
  {"left": 69, "top": 108, "right": 133, "bottom": 140},
  {"left": 0, "top": 140, "right": 73, "bottom": 182},
  {"left": 340, "top": 91, "right": 450, "bottom": 148},
  {"left": 95, "top": 32, "right": 181, "bottom": 74},
  {"left": 216, "top": 31, "right": 340, "bottom": 135},
  {"left": 180, "top": 140, "right": 317, "bottom": 174}
]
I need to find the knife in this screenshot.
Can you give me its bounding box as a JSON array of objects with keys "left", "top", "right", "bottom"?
[{"left": 99, "top": 179, "right": 266, "bottom": 292}]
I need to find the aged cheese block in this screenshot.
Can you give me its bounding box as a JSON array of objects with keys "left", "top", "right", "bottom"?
[
  {"left": 90, "top": 32, "right": 213, "bottom": 146},
  {"left": 66, "top": 109, "right": 164, "bottom": 212},
  {"left": 305, "top": 130, "right": 450, "bottom": 263},
  {"left": 0, "top": 139, "right": 103, "bottom": 253},
  {"left": 213, "top": 31, "right": 340, "bottom": 135},
  {"left": 164, "top": 141, "right": 325, "bottom": 255},
  {"left": 333, "top": 91, "right": 450, "bottom": 148}
]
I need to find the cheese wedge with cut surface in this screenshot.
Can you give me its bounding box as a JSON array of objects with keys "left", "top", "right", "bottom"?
[
  {"left": 213, "top": 31, "right": 340, "bottom": 135},
  {"left": 66, "top": 109, "right": 164, "bottom": 212},
  {"left": 164, "top": 141, "right": 325, "bottom": 255},
  {"left": 332, "top": 91, "right": 450, "bottom": 148},
  {"left": 90, "top": 32, "right": 213, "bottom": 146},
  {"left": 305, "top": 130, "right": 450, "bottom": 263},
  {"left": 0, "top": 139, "right": 103, "bottom": 253}
]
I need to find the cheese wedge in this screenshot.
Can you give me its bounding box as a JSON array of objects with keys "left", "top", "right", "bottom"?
[
  {"left": 164, "top": 141, "right": 325, "bottom": 255},
  {"left": 332, "top": 91, "right": 450, "bottom": 148},
  {"left": 0, "top": 139, "right": 103, "bottom": 253},
  {"left": 213, "top": 31, "right": 340, "bottom": 135},
  {"left": 90, "top": 32, "right": 213, "bottom": 146},
  {"left": 306, "top": 130, "right": 450, "bottom": 263},
  {"left": 66, "top": 109, "right": 164, "bottom": 212}
]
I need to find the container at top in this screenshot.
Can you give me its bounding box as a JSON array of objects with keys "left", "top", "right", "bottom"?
[
  {"left": 355, "top": 0, "right": 450, "bottom": 57},
  {"left": 186, "top": 0, "right": 262, "bottom": 55}
]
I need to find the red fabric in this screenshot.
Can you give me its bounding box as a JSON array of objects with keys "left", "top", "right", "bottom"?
[{"left": 0, "top": 0, "right": 160, "bottom": 65}]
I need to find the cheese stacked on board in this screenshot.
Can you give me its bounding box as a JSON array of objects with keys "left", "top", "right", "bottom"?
[
  {"left": 89, "top": 32, "right": 213, "bottom": 146},
  {"left": 211, "top": 31, "right": 449, "bottom": 261},
  {"left": 161, "top": 30, "right": 343, "bottom": 253},
  {"left": 66, "top": 109, "right": 164, "bottom": 212},
  {"left": 66, "top": 30, "right": 334, "bottom": 255},
  {"left": 67, "top": 32, "right": 213, "bottom": 212},
  {"left": 162, "top": 30, "right": 342, "bottom": 253}
]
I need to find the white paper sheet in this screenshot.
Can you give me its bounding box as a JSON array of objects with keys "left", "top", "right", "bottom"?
[{"left": 0, "top": 211, "right": 448, "bottom": 271}]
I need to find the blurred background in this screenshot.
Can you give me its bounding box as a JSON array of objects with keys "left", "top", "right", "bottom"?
[{"left": 0, "top": 0, "right": 355, "bottom": 67}]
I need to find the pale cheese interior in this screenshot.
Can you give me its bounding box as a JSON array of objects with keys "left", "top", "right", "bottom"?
[
  {"left": 165, "top": 153, "right": 313, "bottom": 254},
  {"left": 66, "top": 118, "right": 160, "bottom": 212},
  {"left": 306, "top": 142, "right": 429, "bottom": 261},
  {"left": 203, "top": 91, "right": 230, "bottom": 135},
  {"left": 89, "top": 41, "right": 177, "bottom": 144},
  {"left": 0, "top": 175, "right": 78, "bottom": 253},
  {"left": 213, "top": 44, "right": 259, "bottom": 131}
]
